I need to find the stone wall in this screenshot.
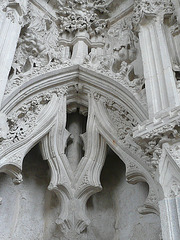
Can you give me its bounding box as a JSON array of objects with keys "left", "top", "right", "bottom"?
[{"left": 0, "top": 145, "right": 161, "bottom": 240}]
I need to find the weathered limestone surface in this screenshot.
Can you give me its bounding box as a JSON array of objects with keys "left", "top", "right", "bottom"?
[
  {"left": 87, "top": 149, "right": 161, "bottom": 240},
  {"left": 0, "top": 0, "right": 180, "bottom": 239},
  {"left": 0, "top": 146, "right": 161, "bottom": 240}
]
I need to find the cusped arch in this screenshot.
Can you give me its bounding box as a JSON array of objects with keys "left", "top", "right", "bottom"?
[
  {"left": 2, "top": 65, "right": 147, "bottom": 121},
  {"left": 0, "top": 65, "right": 148, "bottom": 183},
  {"left": 90, "top": 93, "right": 162, "bottom": 215},
  {"left": 0, "top": 67, "right": 161, "bottom": 236}
]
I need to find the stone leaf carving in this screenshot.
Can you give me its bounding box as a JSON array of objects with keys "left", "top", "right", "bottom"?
[
  {"left": 2, "top": 0, "right": 29, "bottom": 23},
  {"left": 105, "top": 98, "right": 138, "bottom": 140},
  {"left": 134, "top": 117, "right": 180, "bottom": 176},
  {"left": 0, "top": 90, "right": 67, "bottom": 188},
  {"left": 82, "top": 17, "right": 146, "bottom": 103},
  {"left": 5, "top": 3, "right": 146, "bottom": 110},
  {"left": 5, "top": 4, "right": 72, "bottom": 95},
  {"left": 56, "top": 0, "right": 109, "bottom": 37},
  {"left": 133, "top": 0, "right": 175, "bottom": 25},
  {"left": 0, "top": 89, "right": 67, "bottom": 186},
  {"left": 92, "top": 93, "right": 160, "bottom": 215},
  {"left": 1, "top": 92, "right": 51, "bottom": 148},
  {"left": 93, "top": 92, "right": 148, "bottom": 164},
  {"left": 101, "top": 95, "right": 150, "bottom": 168},
  {"left": 5, "top": 0, "right": 110, "bottom": 96}
]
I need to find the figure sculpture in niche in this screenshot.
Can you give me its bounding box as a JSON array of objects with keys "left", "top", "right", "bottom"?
[{"left": 112, "top": 21, "right": 137, "bottom": 73}]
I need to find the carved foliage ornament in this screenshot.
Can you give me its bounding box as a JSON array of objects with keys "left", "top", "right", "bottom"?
[
  {"left": 0, "top": 86, "right": 67, "bottom": 184},
  {"left": 56, "top": 0, "right": 109, "bottom": 36},
  {"left": 93, "top": 92, "right": 152, "bottom": 173},
  {"left": 1, "top": 0, "right": 29, "bottom": 24},
  {"left": 92, "top": 92, "right": 160, "bottom": 214},
  {"left": 105, "top": 98, "right": 138, "bottom": 140},
  {"left": 134, "top": 120, "right": 180, "bottom": 179},
  {"left": 82, "top": 17, "right": 146, "bottom": 104},
  {"left": 0, "top": 88, "right": 160, "bottom": 237},
  {"left": 5, "top": 4, "right": 146, "bottom": 108},
  {"left": 5, "top": 7, "right": 72, "bottom": 95},
  {"left": 133, "top": 0, "right": 175, "bottom": 25},
  {"left": 0, "top": 86, "right": 67, "bottom": 152},
  {"left": 102, "top": 96, "right": 153, "bottom": 170}
]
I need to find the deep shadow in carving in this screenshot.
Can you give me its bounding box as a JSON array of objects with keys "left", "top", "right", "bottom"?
[
  {"left": 66, "top": 110, "right": 87, "bottom": 171},
  {"left": 86, "top": 146, "right": 161, "bottom": 240}
]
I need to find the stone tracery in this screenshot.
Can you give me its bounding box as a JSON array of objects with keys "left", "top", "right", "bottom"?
[{"left": 0, "top": 0, "right": 180, "bottom": 239}]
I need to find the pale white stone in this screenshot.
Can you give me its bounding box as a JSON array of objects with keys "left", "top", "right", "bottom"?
[{"left": 0, "top": 0, "right": 180, "bottom": 239}]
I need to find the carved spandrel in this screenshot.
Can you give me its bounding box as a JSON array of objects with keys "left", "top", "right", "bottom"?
[
  {"left": 1, "top": 0, "right": 29, "bottom": 23},
  {"left": 56, "top": 0, "right": 109, "bottom": 37},
  {"left": 92, "top": 92, "right": 160, "bottom": 215},
  {"left": 82, "top": 17, "right": 146, "bottom": 105},
  {"left": 93, "top": 93, "right": 151, "bottom": 174},
  {"left": 5, "top": 4, "right": 146, "bottom": 108},
  {"left": 0, "top": 87, "right": 67, "bottom": 167},
  {"left": 5, "top": 8, "right": 72, "bottom": 95}
]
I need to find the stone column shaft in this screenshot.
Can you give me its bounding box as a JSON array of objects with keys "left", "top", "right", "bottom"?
[
  {"left": 159, "top": 197, "right": 180, "bottom": 240},
  {"left": 0, "top": 1, "right": 27, "bottom": 108},
  {"left": 139, "top": 18, "right": 179, "bottom": 117}
]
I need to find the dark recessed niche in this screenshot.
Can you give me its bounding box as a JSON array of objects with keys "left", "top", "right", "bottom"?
[{"left": 66, "top": 109, "right": 87, "bottom": 171}]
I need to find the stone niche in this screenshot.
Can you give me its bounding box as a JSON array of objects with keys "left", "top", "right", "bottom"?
[
  {"left": 0, "top": 145, "right": 161, "bottom": 240},
  {"left": 86, "top": 147, "right": 161, "bottom": 240},
  {"left": 0, "top": 144, "right": 59, "bottom": 240}
]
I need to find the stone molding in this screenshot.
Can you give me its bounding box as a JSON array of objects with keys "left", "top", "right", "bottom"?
[
  {"left": 5, "top": 2, "right": 146, "bottom": 107},
  {"left": 0, "top": 78, "right": 161, "bottom": 237},
  {"left": 133, "top": 0, "right": 175, "bottom": 25},
  {"left": 0, "top": 0, "right": 180, "bottom": 239}
]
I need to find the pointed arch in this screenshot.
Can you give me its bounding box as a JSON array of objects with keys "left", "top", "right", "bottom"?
[{"left": 0, "top": 67, "right": 161, "bottom": 237}]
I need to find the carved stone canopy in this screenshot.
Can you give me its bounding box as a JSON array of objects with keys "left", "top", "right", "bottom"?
[
  {"left": 0, "top": 67, "right": 161, "bottom": 237},
  {"left": 1, "top": 0, "right": 180, "bottom": 239}
]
